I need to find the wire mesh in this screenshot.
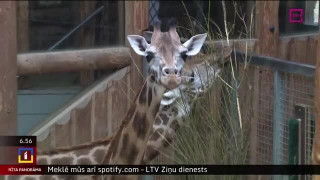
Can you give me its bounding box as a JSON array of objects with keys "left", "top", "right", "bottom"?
[
  {"left": 278, "top": 73, "right": 315, "bottom": 165},
  {"left": 254, "top": 67, "right": 275, "bottom": 164},
  {"left": 251, "top": 66, "right": 315, "bottom": 167}
]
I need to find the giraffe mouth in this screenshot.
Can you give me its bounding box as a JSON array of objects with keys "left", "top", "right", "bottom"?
[{"left": 161, "top": 75, "right": 182, "bottom": 90}]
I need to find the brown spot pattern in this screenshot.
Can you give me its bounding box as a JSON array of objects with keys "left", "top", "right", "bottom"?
[
  {"left": 149, "top": 128, "right": 164, "bottom": 141},
  {"left": 93, "top": 148, "right": 106, "bottom": 163},
  {"left": 139, "top": 83, "right": 147, "bottom": 105},
  {"left": 147, "top": 87, "right": 152, "bottom": 106},
  {"left": 153, "top": 86, "right": 157, "bottom": 97},
  {"left": 127, "top": 143, "right": 138, "bottom": 164},
  {"left": 159, "top": 113, "right": 169, "bottom": 124},
  {"left": 77, "top": 157, "right": 93, "bottom": 165},
  {"left": 51, "top": 157, "right": 73, "bottom": 165},
  {"left": 170, "top": 120, "right": 180, "bottom": 131},
  {"left": 110, "top": 134, "right": 121, "bottom": 159},
  {"left": 144, "top": 147, "right": 160, "bottom": 163},
  {"left": 73, "top": 148, "right": 90, "bottom": 157},
  {"left": 133, "top": 111, "right": 148, "bottom": 139},
  {"left": 172, "top": 107, "right": 178, "bottom": 115},
  {"left": 120, "top": 133, "right": 129, "bottom": 157},
  {"left": 163, "top": 105, "right": 170, "bottom": 111},
  {"left": 104, "top": 132, "right": 121, "bottom": 163},
  {"left": 162, "top": 136, "right": 173, "bottom": 147},
  {"left": 154, "top": 116, "right": 162, "bottom": 125}
]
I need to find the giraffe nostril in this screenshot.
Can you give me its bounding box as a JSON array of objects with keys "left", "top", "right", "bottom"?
[{"left": 174, "top": 69, "right": 178, "bottom": 75}]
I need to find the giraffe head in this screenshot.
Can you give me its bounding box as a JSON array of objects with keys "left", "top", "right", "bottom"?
[{"left": 127, "top": 22, "right": 207, "bottom": 90}]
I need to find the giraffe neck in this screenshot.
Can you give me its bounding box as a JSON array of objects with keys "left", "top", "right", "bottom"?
[
  {"left": 103, "top": 74, "right": 166, "bottom": 165},
  {"left": 36, "top": 137, "right": 112, "bottom": 165}
]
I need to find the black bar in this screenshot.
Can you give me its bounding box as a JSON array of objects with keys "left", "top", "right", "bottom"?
[
  {"left": 232, "top": 50, "right": 315, "bottom": 77},
  {"left": 0, "top": 136, "right": 36, "bottom": 146},
  {"left": 35, "top": 165, "right": 320, "bottom": 175}
]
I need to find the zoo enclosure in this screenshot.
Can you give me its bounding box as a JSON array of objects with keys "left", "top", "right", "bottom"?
[
  {"left": 0, "top": 0, "right": 319, "bottom": 173},
  {"left": 235, "top": 50, "right": 316, "bottom": 165}
]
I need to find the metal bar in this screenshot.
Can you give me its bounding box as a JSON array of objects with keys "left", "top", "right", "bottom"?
[
  {"left": 47, "top": 5, "right": 105, "bottom": 51},
  {"left": 233, "top": 50, "right": 315, "bottom": 77},
  {"left": 273, "top": 70, "right": 283, "bottom": 165}
]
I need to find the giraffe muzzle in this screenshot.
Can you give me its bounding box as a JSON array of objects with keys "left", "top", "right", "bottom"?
[{"left": 161, "top": 75, "right": 182, "bottom": 90}]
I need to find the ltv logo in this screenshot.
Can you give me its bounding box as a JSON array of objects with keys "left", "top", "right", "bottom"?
[{"left": 18, "top": 148, "right": 34, "bottom": 164}]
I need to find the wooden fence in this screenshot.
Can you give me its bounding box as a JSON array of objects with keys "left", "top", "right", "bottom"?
[
  {"left": 29, "top": 67, "right": 133, "bottom": 151},
  {"left": 249, "top": 34, "right": 318, "bottom": 166}
]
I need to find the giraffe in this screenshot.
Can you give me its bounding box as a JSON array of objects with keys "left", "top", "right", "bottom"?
[
  {"left": 5, "top": 21, "right": 207, "bottom": 180},
  {"left": 142, "top": 46, "right": 233, "bottom": 164}
]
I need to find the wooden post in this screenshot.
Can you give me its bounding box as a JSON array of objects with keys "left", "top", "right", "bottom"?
[
  {"left": 249, "top": 1, "right": 280, "bottom": 167},
  {"left": 118, "top": 1, "right": 125, "bottom": 45},
  {"left": 125, "top": 1, "right": 149, "bottom": 102},
  {"left": 77, "top": 1, "right": 97, "bottom": 86},
  {"left": 312, "top": 16, "right": 320, "bottom": 180},
  {"left": 255, "top": 1, "right": 280, "bottom": 56},
  {"left": 16, "top": 1, "right": 29, "bottom": 53},
  {"left": 0, "top": 1, "right": 17, "bottom": 135}
]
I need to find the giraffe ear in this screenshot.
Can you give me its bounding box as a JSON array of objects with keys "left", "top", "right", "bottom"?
[
  {"left": 183, "top": 33, "right": 207, "bottom": 56},
  {"left": 127, "top": 35, "right": 149, "bottom": 56}
]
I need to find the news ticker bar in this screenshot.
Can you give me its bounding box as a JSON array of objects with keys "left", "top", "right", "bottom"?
[
  {"left": 0, "top": 136, "right": 36, "bottom": 146},
  {"left": 4, "top": 165, "right": 320, "bottom": 175}
]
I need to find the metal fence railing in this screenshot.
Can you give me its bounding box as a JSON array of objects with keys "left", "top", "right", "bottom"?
[{"left": 235, "top": 50, "right": 316, "bottom": 180}]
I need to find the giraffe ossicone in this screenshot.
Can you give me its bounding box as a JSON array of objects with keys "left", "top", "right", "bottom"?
[{"left": 5, "top": 21, "right": 208, "bottom": 180}]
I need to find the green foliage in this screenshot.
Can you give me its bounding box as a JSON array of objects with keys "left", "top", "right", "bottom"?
[
  {"left": 168, "top": 1, "right": 255, "bottom": 179},
  {"left": 172, "top": 65, "right": 250, "bottom": 180}
]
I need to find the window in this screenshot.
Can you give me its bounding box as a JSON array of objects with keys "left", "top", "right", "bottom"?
[
  {"left": 153, "top": 0, "right": 255, "bottom": 40},
  {"left": 279, "top": 0, "right": 319, "bottom": 35},
  {"left": 16, "top": 1, "right": 125, "bottom": 89},
  {"left": 17, "top": 1, "right": 125, "bottom": 53}
]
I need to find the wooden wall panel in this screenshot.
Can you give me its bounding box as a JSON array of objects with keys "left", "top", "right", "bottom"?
[
  {"left": 33, "top": 68, "right": 130, "bottom": 150},
  {"left": 38, "top": 129, "right": 55, "bottom": 152},
  {"left": 16, "top": 1, "right": 29, "bottom": 53},
  {"left": 306, "top": 36, "right": 318, "bottom": 65},
  {"left": 125, "top": 1, "right": 148, "bottom": 100},
  {"left": 0, "top": 1, "right": 17, "bottom": 135},
  {"left": 55, "top": 117, "right": 74, "bottom": 148},
  {"left": 312, "top": 18, "right": 320, "bottom": 180},
  {"left": 277, "top": 38, "right": 291, "bottom": 60},
  {"left": 277, "top": 34, "right": 318, "bottom": 65},
  {"left": 255, "top": 1, "right": 279, "bottom": 56},
  {"left": 289, "top": 36, "right": 308, "bottom": 64},
  {"left": 73, "top": 100, "right": 93, "bottom": 145},
  {"left": 93, "top": 88, "right": 110, "bottom": 140}
]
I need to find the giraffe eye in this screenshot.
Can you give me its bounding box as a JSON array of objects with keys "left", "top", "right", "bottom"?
[{"left": 145, "top": 52, "right": 154, "bottom": 63}]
